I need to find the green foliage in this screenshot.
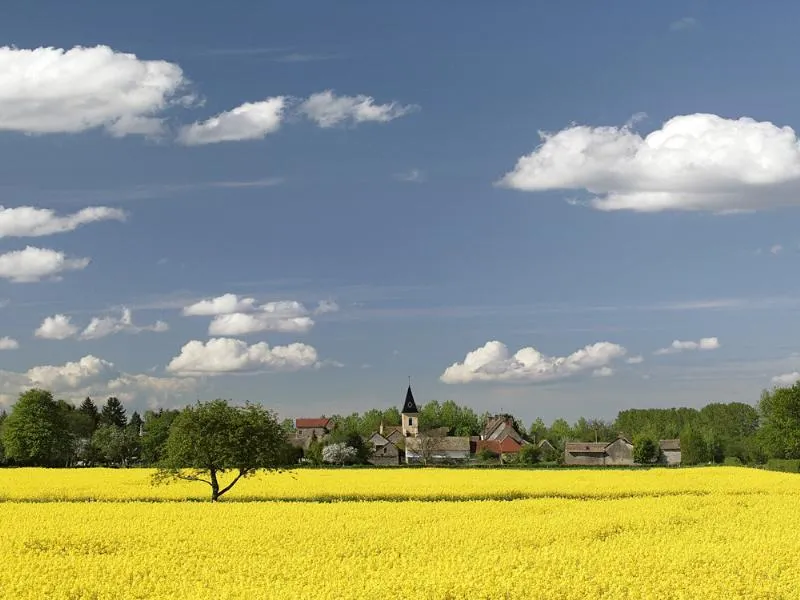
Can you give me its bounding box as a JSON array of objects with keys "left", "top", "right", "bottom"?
[
  {"left": 128, "top": 411, "right": 143, "bottom": 435},
  {"left": 765, "top": 458, "right": 800, "bottom": 473},
  {"left": 78, "top": 397, "right": 99, "bottom": 433},
  {"left": 155, "top": 399, "right": 286, "bottom": 501},
  {"left": 477, "top": 447, "right": 499, "bottom": 462},
  {"left": 758, "top": 385, "right": 800, "bottom": 459},
  {"left": 91, "top": 424, "right": 140, "bottom": 466},
  {"left": 723, "top": 456, "right": 743, "bottom": 466},
  {"left": 633, "top": 434, "right": 660, "bottom": 464},
  {"left": 517, "top": 443, "right": 541, "bottom": 465},
  {"left": 419, "top": 400, "right": 481, "bottom": 436},
  {"left": 100, "top": 397, "right": 127, "bottom": 428},
  {"left": 615, "top": 407, "right": 699, "bottom": 440},
  {"left": 141, "top": 409, "right": 180, "bottom": 465},
  {"left": 680, "top": 426, "right": 711, "bottom": 465},
  {"left": 2, "top": 389, "right": 71, "bottom": 466}
]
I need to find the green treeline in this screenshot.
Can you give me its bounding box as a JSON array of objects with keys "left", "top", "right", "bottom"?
[{"left": 3, "top": 384, "right": 800, "bottom": 468}]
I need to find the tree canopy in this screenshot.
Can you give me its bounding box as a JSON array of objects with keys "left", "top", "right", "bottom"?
[{"left": 155, "top": 399, "right": 287, "bottom": 501}]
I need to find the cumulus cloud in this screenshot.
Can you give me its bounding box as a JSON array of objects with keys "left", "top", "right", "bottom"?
[
  {"left": 27, "top": 355, "right": 116, "bottom": 390},
  {"left": 0, "top": 354, "right": 195, "bottom": 407},
  {"left": 79, "top": 308, "right": 169, "bottom": 340},
  {"left": 654, "top": 337, "right": 720, "bottom": 355},
  {"left": 498, "top": 113, "right": 800, "bottom": 212},
  {"left": 166, "top": 337, "right": 319, "bottom": 375},
  {"left": 770, "top": 244, "right": 783, "bottom": 255},
  {"left": 0, "top": 336, "right": 19, "bottom": 350},
  {"left": 177, "top": 96, "right": 285, "bottom": 145},
  {"left": 772, "top": 372, "right": 800, "bottom": 386},
  {"left": 625, "top": 355, "right": 644, "bottom": 364},
  {"left": 208, "top": 300, "right": 313, "bottom": 336},
  {"left": 182, "top": 293, "right": 257, "bottom": 316},
  {"left": 35, "top": 314, "right": 78, "bottom": 339},
  {"left": 298, "top": 90, "right": 417, "bottom": 127},
  {"left": 440, "top": 340, "right": 627, "bottom": 384},
  {"left": 0, "top": 45, "right": 191, "bottom": 136},
  {"left": 0, "top": 206, "right": 125, "bottom": 238},
  {"left": 592, "top": 366, "right": 614, "bottom": 377},
  {"left": 183, "top": 295, "right": 333, "bottom": 335},
  {"left": 0, "top": 246, "right": 89, "bottom": 282}
]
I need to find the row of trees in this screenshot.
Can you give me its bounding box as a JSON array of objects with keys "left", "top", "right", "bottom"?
[{"left": 4, "top": 381, "right": 800, "bottom": 474}]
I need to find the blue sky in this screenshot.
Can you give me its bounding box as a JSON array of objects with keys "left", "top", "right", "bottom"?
[{"left": 3, "top": 1, "right": 800, "bottom": 423}]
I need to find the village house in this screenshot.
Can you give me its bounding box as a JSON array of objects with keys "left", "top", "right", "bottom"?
[
  {"left": 367, "top": 431, "right": 401, "bottom": 466},
  {"left": 564, "top": 437, "right": 681, "bottom": 466},
  {"left": 295, "top": 418, "right": 333, "bottom": 440}
]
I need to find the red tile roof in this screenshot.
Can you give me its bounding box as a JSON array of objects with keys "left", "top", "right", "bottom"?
[
  {"left": 474, "top": 437, "right": 523, "bottom": 455},
  {"left": 295, "top": 418, "right": 332, "bottom": 429}
]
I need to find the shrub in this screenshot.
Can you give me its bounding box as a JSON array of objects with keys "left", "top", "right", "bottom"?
[
  {"left": 766, "top": 458, "right": 800, "bottom": 473},
  {"left": 633, "top": 434, "right": 660, "bottom": 464},
  {"left": 517, "top": 444, "right": 541, "bottom": 465},
  {"left": 723, "top": 456, "right": 743, "bottom": 466},
  {"left": 477, "top": 448, "right": 499, "bottom": 462}
]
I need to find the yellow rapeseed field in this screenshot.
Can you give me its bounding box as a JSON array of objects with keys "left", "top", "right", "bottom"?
[{"left": 1, "top": 468, "right": 798, "bottom": 599}]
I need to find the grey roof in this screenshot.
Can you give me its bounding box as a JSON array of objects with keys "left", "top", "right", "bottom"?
[
  {"left": 406, "top": 436, "right": 471, "bottom": 453},
  {"left": 565, "top": 442, "right": 608, "bottom": 453},
  {"left": 659, "top": 439, "right": 681, "bottom": 451}
]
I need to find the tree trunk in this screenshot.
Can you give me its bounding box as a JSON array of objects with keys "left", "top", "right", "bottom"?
[{"left": 210, "top": 469, "right": 220, "bottom": 502}]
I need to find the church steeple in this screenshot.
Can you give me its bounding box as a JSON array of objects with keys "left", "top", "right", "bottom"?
[
  {"left": 401, "top": 382, "right": 419, "bottom": 437},
  {"left": 402, "top": 385, "right": 419, "bottom": 414}
]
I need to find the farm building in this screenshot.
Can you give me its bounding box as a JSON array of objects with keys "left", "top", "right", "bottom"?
[{"left": 564, "top": 437, "right": 681, "bottom": 466}]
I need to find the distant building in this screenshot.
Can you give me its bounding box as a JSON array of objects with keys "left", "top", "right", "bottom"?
[
  {"left": 472, "top": 437, "right": 523, "bottom": 457},
  {"left": 295, "top": 418, "right": 333, "bottom": 440},
  {"left": 537, "top": 439, "right": 557, "bottom": 455},
  {"left": 401, "top": 386, "right": 419, "bottom": 437},
  {"left": 405, "top": 435, "right": 471, "bottom": 463},
  {"left": 564, "top": 437, "right": 681, "bottom": 466},
  {"left": 367, "top": 432, "right": 401, "bottom": 466},
  {"left": 659, "top": 439, "right": 682, "bottom": 465},
  {"left": 481, "top": 415, "right": 525, "bottom": 444}
]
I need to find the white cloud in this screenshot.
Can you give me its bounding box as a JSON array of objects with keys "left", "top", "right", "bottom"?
[
  {"left": 182, "top": 293, "right": 257, "bottom": 316},
  {"left": 0, "top": 336, "right": 19, "bottom": 350},
  {"left": 771, "top": 244, "right": 783, "bottom": 255},
  {"left": 35, "top": 314, "right": 79, "bottom": 339},
  {"left": 654, "top": 337, "right": 720, "bottom": 355},
  {"left": 177, "top": 97, "right": 285, "bottom": 145},
  {"left": 772, "top": 372, "right": 800, "bottom": 386},
  {"left": 299, "top": 90, "right": 417, "bottom": 127},
  {"left": 79, "top": 308, "right": 169, "bottom": 340},
  {"left": 440, "top": 340, "right": 627, "bottom": 384},
  {"left": 498, "top": 113, "right": 800, "bottom": 212},
  {"left": 166, "top": 337, "right": 319, "bottom": 375},
  {"left": 106, "top": 373, "right": 196, "bottom": 407},
  {"left": 395, "top": 169, "right": 425, "bottom": 183},
  {"left": 592, "top": 366, "right": 614, "bottom": 377},
  {"left": 314, "top": 300, "right": 339, "bottom": 315},
  {"left": 208, "top": 301, "right": 313, "bottom": 336},
  {"left": 625, "top": 355, "right": 644, "bottom": 364},
  {"left": 0, "top": 206, "right": 125, "bottom": 238},
  {"left": 0, "top": 246, "right": 89, "bottom": 282},
  {"left": 670, "top": 17, "right": 698, "bottom": 31},
  {"left": 27, "top": 355, "right": 116, "bottom": 390},
  {"left": 0, "top": 45, "right": 190, "bottom": 136}
]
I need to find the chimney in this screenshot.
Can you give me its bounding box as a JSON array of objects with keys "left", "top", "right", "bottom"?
[{"left": 379, "top": 420, "right": 384, "bottom": 435}]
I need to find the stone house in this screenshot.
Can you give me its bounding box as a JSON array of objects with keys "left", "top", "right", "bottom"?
[
  {"left": 481, "top": 415, "right": 525, "bottom": 444},
  {"left": 367, "top": 432, "right": 401, "bottom": 466},
  {"left": 473, "top": 437, "right": 523, "bottom": 457},
  {"left": 295, "top": 418, "right": 333, "bottom": 440},
  {"left": 659, "top": 439, "right": 682, "bottom": 465},
  {"left": 405, "top": 435, "right": 471, "bottom": 464},
  {"left": 564, "top": 437, "right": 681, "bottom": 466}
]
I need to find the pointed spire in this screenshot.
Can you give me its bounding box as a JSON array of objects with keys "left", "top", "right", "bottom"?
[{"left": 402, "top": 383, "right": 419, "bottom": 414}]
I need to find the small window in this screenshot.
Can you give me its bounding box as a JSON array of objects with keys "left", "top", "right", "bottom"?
[{"left": 408, "top": 417, "right": 413, "bottom": 426}]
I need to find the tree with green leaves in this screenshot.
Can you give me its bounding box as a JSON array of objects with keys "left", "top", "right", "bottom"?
[
  {"left": 680, "top": 425, "right": 711, "bottom": 465},
  {"left": 128, "top": 411, "right": 143, "bottom": 436},
  {"left": 517, "top": 443, "right": 541, "bottom": 465},
  {"left": 141, "top": 409, "right": 180, "bottom": 465},
  {"left": 2, "top": 389, "right": 70, "bottom": 466},
  {"left": 633, "top": 434, "right": 660, "bottom": 464},
  {"left": 758, "top": 384, "right": 800, "bottom": 459},
  {"left": 92, "top": 424, "right": 140, "bottom": 466},
  {"left": 154, "top": 399, "right": 286, "bottom": 501},
  {"left": 78, "top": 397, "right": 99, "bottom": 433},
  {"left": 100, "top": 397, "right": 127, "bottom": 428}
]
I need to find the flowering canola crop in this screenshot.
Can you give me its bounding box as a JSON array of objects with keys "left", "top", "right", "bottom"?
[{"left": 1, "top": 468, "right": 798, "bottom": 599}]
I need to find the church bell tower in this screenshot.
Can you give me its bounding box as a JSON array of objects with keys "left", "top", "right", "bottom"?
[{"left": 401, "top": 383, "right": 419, "bottom": 437}]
